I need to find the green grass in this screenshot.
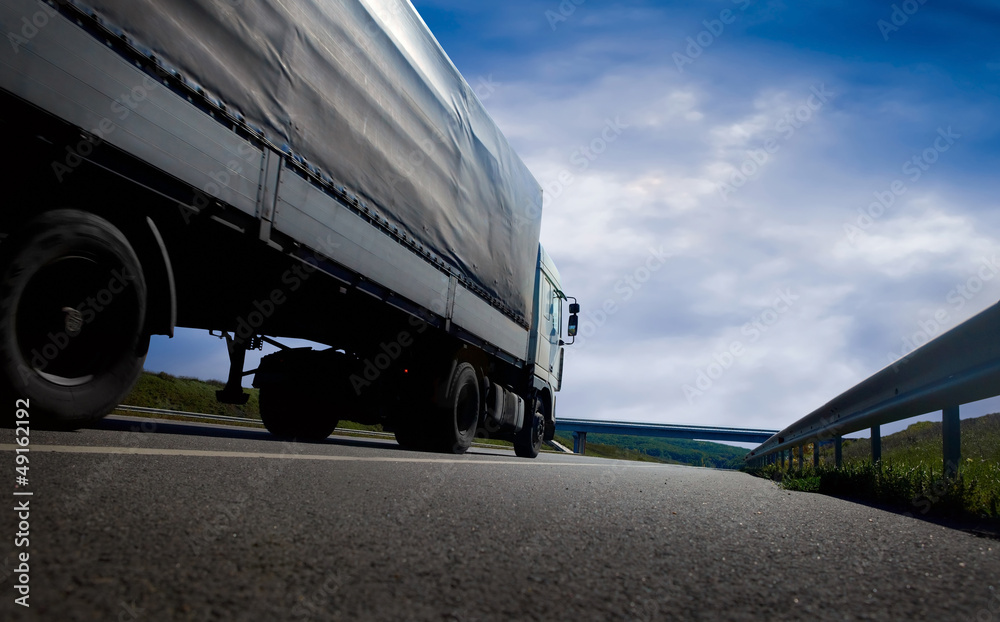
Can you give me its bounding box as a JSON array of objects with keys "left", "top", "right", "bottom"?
[
  {"left": 747, "top": 414, "right": 1000, "bottom": 521},
  {"left": 120, "top": 371, "right": 262, "bottom": 419}
]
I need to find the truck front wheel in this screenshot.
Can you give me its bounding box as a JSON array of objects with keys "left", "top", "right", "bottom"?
[
  {"left": 514, "top": 398, "right": 545, "bottom": 459},
  {"left": 0, "top": 210, "right": 148, "bottom": 427}
]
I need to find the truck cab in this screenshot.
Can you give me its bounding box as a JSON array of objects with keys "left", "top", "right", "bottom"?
[
  {"left": 531, "top": 246, "right": 567, "bottom": 390},
  {"left": 527, "top": 245, "right": 578, "bottom": 443}
]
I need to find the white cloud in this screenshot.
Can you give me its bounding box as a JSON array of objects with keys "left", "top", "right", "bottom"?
[{"left": 834, "top": 197, "right": 995, "bottom": 278}]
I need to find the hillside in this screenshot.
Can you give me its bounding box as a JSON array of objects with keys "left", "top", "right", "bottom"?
[
  {"left": 554, "top": 432, "right": 747, "bottom": 469},
  {"left": 751, "top": 413, "right": 1000, "bottom": 521}
]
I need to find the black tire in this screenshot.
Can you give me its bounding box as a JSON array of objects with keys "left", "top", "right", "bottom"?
[
  {"left": 0, "top": 210, "right": 148, "bottom": 427},
  {"left": 259, "top": 383, "right": 338, "bottom": 441},
  {"left": 515, "top": 398, "right": 545, "bottom": 459},
  {"left": 433, "top": 362, "right": 479, "bottom": 454},
  {"left": 392, "top": 415, "right": 430, "bottom": 451}
]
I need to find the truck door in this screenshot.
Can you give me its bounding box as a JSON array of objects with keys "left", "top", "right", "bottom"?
[{"left": 539, "top": 275, "right": 562, "bottom": 386}]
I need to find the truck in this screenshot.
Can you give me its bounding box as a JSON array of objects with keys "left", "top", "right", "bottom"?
[{"left": 0, "top": 0, "right": 579, "bottom": 458}]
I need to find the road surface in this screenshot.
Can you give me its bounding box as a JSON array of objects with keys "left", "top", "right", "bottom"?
[{"left": 1, "top": 416, "right": 997, "bottom": 620}]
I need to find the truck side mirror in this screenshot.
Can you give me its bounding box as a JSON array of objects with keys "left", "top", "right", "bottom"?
[
  {"left": 567, "top": 313, "right": 579, "bottom": 337},
  {"left": 569, "top": 303, "right": 580, "bottom": 314}
]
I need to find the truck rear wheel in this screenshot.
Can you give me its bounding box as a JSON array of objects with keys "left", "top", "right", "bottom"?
[
  {"left": 253, "top": 349, "right": 351, "bottom": 441},
  {"left": 432, "top": 361, "right": 479, "bottom": 454},
  {"left": 392, "top": 415, "right": 430, "bottom": 451},
  {"left": 514, "top": 398, "right": 545, "bottom": 459},
  {"left": 258, "top": 383, "right": 339, "bottom": 441},
  {"left": 0, "top": 210, "right": 148, "bottom": 427}
]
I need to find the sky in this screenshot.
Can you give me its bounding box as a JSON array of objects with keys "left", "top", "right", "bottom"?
[{"left": 145, "top": 0, "right": 1000, "bottom": 442}]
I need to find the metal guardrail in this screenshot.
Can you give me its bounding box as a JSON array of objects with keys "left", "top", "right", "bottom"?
[
  {"left": 116, "top": 405, "right": 264, "bottom": 426},
  {"left": 557, "top": 418, "right": 778, "bottom": 455},
  {"left": 746, "top": 300, "right": 1000, "bottom": 475}
]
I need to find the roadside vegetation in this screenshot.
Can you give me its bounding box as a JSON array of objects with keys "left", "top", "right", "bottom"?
[
  {"left": 119, "top": 371, "right": 261, "bottom": 419},
  {"left": 553, "top": 433, "right": 747, "bottom": 468},
  {"left": 746, "top": 414, "right": 1000, "bottom": 521}
]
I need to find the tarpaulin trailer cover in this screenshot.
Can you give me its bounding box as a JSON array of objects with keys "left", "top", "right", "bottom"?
[{"left": 78, "top": 0, "right": 543, "bottom": 325}]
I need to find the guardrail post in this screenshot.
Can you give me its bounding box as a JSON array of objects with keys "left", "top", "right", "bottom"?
[
  {"left": 871, "top": 425, "right": 881, "bottom": 465},
  {"left": 835, "top": 436, "right": 842, "bottom": 468},
  {"left": 813, "top": 442, "right": 819, "bottom": 468},
  {"left": 572, "top": 431, "right": 587, "bottom": 455},
  {"left": 943, "top": 406, "right": 960, "bottom": 478}
]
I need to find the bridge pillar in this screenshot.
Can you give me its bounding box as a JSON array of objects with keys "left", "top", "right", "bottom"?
[
  {"left": 871, "top": 425, "right": 881, "bottom": 465},
  {"left": 572, "top": 431, "right": 587, "bottom": 455},
  {"left": 813, "top": 442, "right": 819, "bottom": 468},
  {"left": 835, "top": 436, "right": 842, "bottom": 468},
  {"left": 943, "top": 406, "right": 960, "bottom": 478}
]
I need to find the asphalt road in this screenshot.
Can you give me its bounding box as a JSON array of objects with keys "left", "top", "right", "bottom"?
[{"left": 1, "top": 416, "right": 998, "bottom": 621}]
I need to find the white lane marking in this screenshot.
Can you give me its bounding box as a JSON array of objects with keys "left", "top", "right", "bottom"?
[{"left": 0, "top": 444, "right": 669, "bottom": 467}]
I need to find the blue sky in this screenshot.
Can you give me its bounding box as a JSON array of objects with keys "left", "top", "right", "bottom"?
[{"left": 146, "top": 0, "right": 1000, "bottom": 440}]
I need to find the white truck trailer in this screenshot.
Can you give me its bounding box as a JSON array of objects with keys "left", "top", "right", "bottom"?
[{"left": 0, "top": 0, "right": 578, "bottom": 457}]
